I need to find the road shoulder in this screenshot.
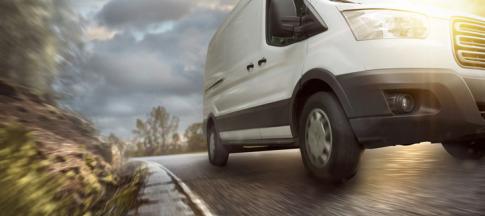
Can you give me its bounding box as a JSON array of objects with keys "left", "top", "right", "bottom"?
[{"left": 129, "top": 160, "right": 212, "bottom": 216}]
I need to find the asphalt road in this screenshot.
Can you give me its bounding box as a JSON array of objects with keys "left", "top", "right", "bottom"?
[{"left": 145, "top": 144, "right": 485, "bottom": 216}]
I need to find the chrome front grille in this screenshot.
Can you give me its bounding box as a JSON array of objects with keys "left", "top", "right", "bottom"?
[{"left": 452, "top": 17, "right": 485, "bottom": 70}]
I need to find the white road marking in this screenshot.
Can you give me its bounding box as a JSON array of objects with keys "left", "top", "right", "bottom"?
[{"left": 159, "top": 164, "right": 215, "bottom": 216}]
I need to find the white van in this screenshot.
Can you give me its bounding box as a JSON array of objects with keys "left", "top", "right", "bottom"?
[{"left": 203, "top": 0, "right": 485, "bottom": 182}]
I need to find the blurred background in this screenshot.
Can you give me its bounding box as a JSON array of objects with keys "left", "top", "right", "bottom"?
[{"left": 0, "top": 0, "right": 483, "bottom": 215}]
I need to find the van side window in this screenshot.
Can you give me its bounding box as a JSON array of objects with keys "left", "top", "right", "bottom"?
[{"left": 266, "top": 0, "right": 325, "bottom": 46}]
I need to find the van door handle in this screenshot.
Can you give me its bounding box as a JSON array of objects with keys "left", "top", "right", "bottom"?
[
  {"left": 246, "top": 63, "right": 255, "bottom": 72},
  {"left": 258, "top": 58, "right": 267, "bottom": 66}
]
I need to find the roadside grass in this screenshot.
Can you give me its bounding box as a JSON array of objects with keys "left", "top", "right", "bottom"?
[{"left": 0, "top": 124, "right": 147, "bottom": 216}]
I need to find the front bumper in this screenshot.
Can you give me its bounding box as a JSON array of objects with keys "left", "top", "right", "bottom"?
[{"left": 337, "top": 68, "right": 485, "bottom": 148}]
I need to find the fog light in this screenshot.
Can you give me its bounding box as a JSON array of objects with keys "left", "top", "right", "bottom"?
[{"left": 387, "top": 94, "right": 415, "bottom": 114}]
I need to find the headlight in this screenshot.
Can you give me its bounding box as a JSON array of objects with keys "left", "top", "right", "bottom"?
[{"left": 342, "top": 10, "right": 429, "bottom": 41}]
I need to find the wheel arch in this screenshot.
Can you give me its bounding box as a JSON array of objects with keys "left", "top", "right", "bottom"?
[{"left": 290, "top": 68, "right": 354, "bottom": 137}]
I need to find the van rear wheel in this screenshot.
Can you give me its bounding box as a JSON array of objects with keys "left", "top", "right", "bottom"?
[
  {"left": 299, "top": 92, "right": 363, "bottom": 183},
  {"left": 442, "top": 141, "right": 484, "bottom": 160},
  {"left": 208, "top": 125, "right": 229, "bottom": 166}
]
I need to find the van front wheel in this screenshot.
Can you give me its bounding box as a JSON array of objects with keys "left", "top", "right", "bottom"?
[{"left": 299, "top": 92, "right": 363, "bottom": 183}]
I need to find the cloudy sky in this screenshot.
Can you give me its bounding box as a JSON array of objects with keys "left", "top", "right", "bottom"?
[{"left": 68, "top": 0, "right": 238, "bottom": 139}]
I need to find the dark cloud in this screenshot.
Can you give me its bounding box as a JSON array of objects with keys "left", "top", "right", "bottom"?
[
  {"left": 97, "top": 0, "right": 191, "bottom": 29},
  {"left": 67, "top": 5, "right": 229, "bottom": 138}
]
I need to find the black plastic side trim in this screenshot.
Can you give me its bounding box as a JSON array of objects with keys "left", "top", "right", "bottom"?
[
  {"left": 212, "top": 69, "right": 352, "bottom": 140},
  {"left": 223, "top": 138, "right": 296, "bottom": 146},
  {"left": 289, "top": 68, "right": 354, "bottom": 136},
  {"left": 215, "top": 99, "right": 291, "bottom": 132},
  {"left": 339, "top": 69, "right": 485, "bottom": 148},
  {"left": 225, "top": 144, "right": 298, "bottom": 153},
  {"left": 464, "top": 77, "right": 485, "bottom": 105},
  {"left": 297, "top": 69, "right": 354, "bottom": 116}
]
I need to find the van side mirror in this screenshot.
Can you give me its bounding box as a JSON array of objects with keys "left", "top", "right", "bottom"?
[
  {"left": 294, "top": 14, "right": 327, "bottom": 36},
  {"left": 279, "top": 16, "right": 301, "bottom": 32},
  {"left": 268, "top": 0, "right": 298, "bottom": 38},
  {"left": 268, "top": 0, "right": 327, "bottom": 40},
  {"left": 279, "top": 14, "right": 326, "bottom": 38}
]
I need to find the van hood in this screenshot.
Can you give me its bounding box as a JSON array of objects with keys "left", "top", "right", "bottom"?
[{"left": 325, "top": 0, "right": 483, "bottom": 20}]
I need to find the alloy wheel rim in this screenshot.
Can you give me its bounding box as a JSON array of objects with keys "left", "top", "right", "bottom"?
[{"left": 305, "top": 108, "right": 333, "bottom": 168}]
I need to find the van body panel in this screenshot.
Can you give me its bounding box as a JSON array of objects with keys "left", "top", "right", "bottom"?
[
  {"left": 204, "top": 0, "right": 264, "bottom": 127},
  {"left": 204, "top": 0, "right": 485, "bottom": 149},
  {"left": 205, "top": 0, "right": 308, "bottom": 141},
  {"left": 213, "top": 0, "right": 264, "bottom": 117}
]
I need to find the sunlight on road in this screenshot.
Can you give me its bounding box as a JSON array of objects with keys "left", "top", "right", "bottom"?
[{"left": 151, "top": 144, "right": 485, "bottom": 215}]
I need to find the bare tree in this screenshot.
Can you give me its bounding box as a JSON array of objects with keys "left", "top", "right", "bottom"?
[
  {"left": 184, "top": 123, "right": 206, "bottom": 152},
  {"left": 132, "top": 106, "right": 179, "bottom": 155},
  {"left": 132, "top": 118, "right": 151, "bottom": 154},
  {"left": 172, "top": 133, "right": 181, "bottom": 146},
  {"left": 147, "top": 106, "right": 179, "bottom": 154},
  {"left": 170, "top": 133, "right": 182, "bottom": 154}
]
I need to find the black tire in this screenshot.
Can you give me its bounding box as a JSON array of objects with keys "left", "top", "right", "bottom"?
[
  {"left": 207, "top": 125, "right": 229, "bottom": 166},
  {"left": 442, "top": 141, "right": 484, "bottom": 160},
  {"left": 299, "top": 92, "right": 363, "bottom": 182}
]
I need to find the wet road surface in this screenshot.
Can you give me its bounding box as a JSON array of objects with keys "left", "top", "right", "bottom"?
[{"left": 144, "top": 144, "right": 485, "bottom": 216}]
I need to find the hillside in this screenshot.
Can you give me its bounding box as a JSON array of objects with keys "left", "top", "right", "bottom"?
[{"left": 0, "top": 79, "right": 145, "bottom": 216}]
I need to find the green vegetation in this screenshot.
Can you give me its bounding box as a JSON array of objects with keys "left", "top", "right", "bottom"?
[
  {"left": 0, "top": 0, "right": 146, "bottom": 211},
  {"left": 128, "top": 106, "right": 206, "bottom": 157},
  {"left": 185, "top": 123, "right": 206, "bottom": 152},
  {"left": 98, "top": 164, "right": 146, "bottom": 216},
  {"left": 132, "top": 106, "right": 180, "bottom": 156},
  {"left": 0, "top": 124, "right": 146, "bottom": 216}
]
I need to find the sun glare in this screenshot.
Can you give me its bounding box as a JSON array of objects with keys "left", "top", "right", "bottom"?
[{"left": 406, "top": 0, "right": 484, "bottom": 17}]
